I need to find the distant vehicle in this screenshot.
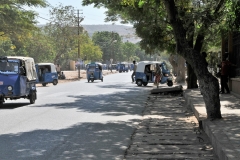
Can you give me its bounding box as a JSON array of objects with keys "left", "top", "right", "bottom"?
[
  {"left": 0, "top": 56, "right": 37, "bottom": 106},
  {"left": 35, "top": 63, "right": 58, "bottom": 86},
  {"left": 111, "top": 64, "right": 117, "bottom": 70},
  {"left": 86, "top": 62, "right": 103, "bottom": 82},
  {"left": 129, "top": 63, "right": 134, "bottom": 71},
  {"left": 118, "top": 62, "right": 129, "bottom": 73},
  {"left": 102, "top": 64, "right": 107, "bottom": 70},
  {"left": 135, "top": 61, "right": 173, "bottom": 87},
  {"left": 116, "top": 64, "right": 119, "bottom": 71}
]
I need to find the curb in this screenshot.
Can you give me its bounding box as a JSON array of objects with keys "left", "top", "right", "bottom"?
[{"left": 183, "top": 89, "right": 240, "bottom": 160}]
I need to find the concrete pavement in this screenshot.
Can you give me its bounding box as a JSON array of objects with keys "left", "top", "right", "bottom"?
[
  {"left": 184, "top": 88, "right": 240, "bottom": 160},
  {"left": 124, "top": 84, "right": 240, "bottom": 160}
]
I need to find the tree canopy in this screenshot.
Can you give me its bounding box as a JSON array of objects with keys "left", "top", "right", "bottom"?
[
  {"left": 0, "top": 0, "right": 47, "bottom": 37},
  {"left": 82, "top": 0, "right": 240, "bottom": 119}
]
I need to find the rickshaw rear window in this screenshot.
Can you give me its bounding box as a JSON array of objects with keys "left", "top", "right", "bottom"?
[
  {"left": 0, "top": 60, "right": 19, "bottom": 73},
  {"left": 89, "top": 64, "right": 98, "bottom": 69}
]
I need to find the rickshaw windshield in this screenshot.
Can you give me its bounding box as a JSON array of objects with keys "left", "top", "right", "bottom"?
[{"left": 0, "top": 60, "right": 19, "bottom": 74}]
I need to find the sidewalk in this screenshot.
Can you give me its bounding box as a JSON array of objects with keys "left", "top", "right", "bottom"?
[
  {"left": 124, "top": 85, "right": 218, "bottom": 159},
  {"left": 183, "top": 88, "right": 240, "bottom": 160}
]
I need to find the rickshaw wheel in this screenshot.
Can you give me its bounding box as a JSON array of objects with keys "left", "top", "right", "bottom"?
[
  {"left": 42, "top": 83, "right": 47, "bottom": 86},
  {"left": 91, "top": 79, "right": 94, "bottom": 82},
  {"left": 88, "top": 80, "right": 90, "bottom": 82},
  {"left": 29, "top": 92, "right": 36, "bottom": 104},
  {"left": 101, "top": 78, "right": 103, "bottom": 82},
  {"left": 143, "top": 82, "right": 148, "bottom": 86},
  {"left": 167, "top": 81, "right": 173, "bottom": 87},
  {"left": 53, "top": 79, "right": 58, "bottom": 85},
  {"left": 0, "top": 101, "right": 3, "bottom": 107},
  {"left": 136, "top": 80, "right": 143, "bottom": 86}
]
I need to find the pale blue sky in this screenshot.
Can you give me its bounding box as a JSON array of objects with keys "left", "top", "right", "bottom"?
[{"left": 30, "top": 0, "right": 130, "bottom": 26}]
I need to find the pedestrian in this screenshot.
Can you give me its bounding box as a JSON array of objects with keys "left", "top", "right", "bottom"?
[
  {"left": 144, "top": 65, "right": 151, "bottom": 81},
  {"left": 56, "top": 64, "right": 61, "bottom": 76},
  {"left": 59, "top": 71, "right": 66, "bottom": 79},
  {"left": 218, "top": 53, "right": 236, "bottom": 94},
  {"left": 131, "top": 60, "right": 137, "bottom": 83},
  {"left": 154, "top": 63, "right": 162, "bottom": 88}
]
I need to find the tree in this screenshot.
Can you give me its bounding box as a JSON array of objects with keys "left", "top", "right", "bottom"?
[
  {"left": 43, "top": 4, "right": 79, "bottom": 67},
  {"left": 23, "top": 30, "right": 55, "bottom": 63},
  {"left": 80, "top": 33, "right": 103, "bottom": 62},
  {"left": 0, "top": 0, "right": 47, "bottom": 52},
  {"left": 121, "top": 41, "right": 137, "bottom": 62},
  {"left": 0, "top": 37, "right": 15, "bottom": 56},
  {"left": 82, "top": 0, "right": 240, "bottom": 119},
  {"left": 92, "top": 31, "right": 121, "bottom": 63},
  {"left": 169, "top": 54, "right": 186, "bottom": 83}
]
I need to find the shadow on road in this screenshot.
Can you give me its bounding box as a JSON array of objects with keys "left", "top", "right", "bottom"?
[
  {"left": 0, "top": 84, "right": 151, "bottom": 160},
  {"left": 0, "top": 103, "right": 30, "bottom": 109}
]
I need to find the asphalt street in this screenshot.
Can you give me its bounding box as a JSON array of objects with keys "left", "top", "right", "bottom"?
[{"left": 0, "top": 71, "right": 152, "bottom": 160}]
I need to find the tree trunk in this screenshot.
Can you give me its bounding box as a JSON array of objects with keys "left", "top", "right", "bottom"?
[
  {"left": 186, "top": 63, "right": 198, "bottom": 89},
  {"left": 169, "top": 55, "right": 178, "bottom": 75},
  {"left": 175, "top": 55, "right": 186, "bottom": 83},
  {"left": 169, "top": 55, "right": 186, "bottom": 83},
  {"left": 164, "top": 0, "right": 222, "bottom": 119}
]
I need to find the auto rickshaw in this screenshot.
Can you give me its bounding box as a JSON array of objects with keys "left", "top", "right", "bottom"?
[
  {"left": 111, "top": 64, "right": 117, "bottom": 70},
  {"left": 35, "top": 63, "right": 58, "bottom": 86},
  {"left": 0, "top": 56, "right": 37, "bottom": 106},
  {"left": 130, "top": 63, "right": 134, "bottom": 71},
  {"left": 87, "top": 62, "right": 103, "bottom": 82},
  {"left": 118, "top": 62, "right": 129, "bottom": 73},
  {"left": 135, "top": 61, "right": 173, "bottom": 87}
]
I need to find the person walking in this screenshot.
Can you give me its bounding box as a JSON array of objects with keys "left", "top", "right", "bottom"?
[
  {"left": 218, "top": 53, "right": 235, "bottom": 94},
  {"left": 154, "top": 63, "right": 162, "bottom": 88},
  {"left": 131, "top": 60, "right": 137, "bottom": 83},
  {"left": 56, "top": 64, "right": 61, "bottom": 77}
]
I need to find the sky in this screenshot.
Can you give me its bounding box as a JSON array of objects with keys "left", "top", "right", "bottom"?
[{"left": 29, "top": 0, "right": 130, "bottom": 26}]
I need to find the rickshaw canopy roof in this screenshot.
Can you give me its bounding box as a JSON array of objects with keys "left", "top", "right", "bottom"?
[
  {"left": 36, "top": 63, "right": 56, "bottom": 73},
  {"left": 89, "top": 62, "right": 102, "bottom": 66},
  {"left": 36, "top": 63, "right": 55, "bottom": 66},
  {"left": 6, "top": 56, "right": 37, "bottom": 81},
  {"left": 136, "top": 61, "right": 161, "bottom": 72}
]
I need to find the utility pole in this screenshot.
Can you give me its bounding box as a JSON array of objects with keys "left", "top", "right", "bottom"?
[
  {"left": 110, "top": 31, "right": 113, "bottom": 72},
  {"left": 77, "top": 9, "right": 84, "bottom": 80}
]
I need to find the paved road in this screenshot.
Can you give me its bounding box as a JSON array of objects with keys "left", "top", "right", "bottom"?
[{"left": 0, "top": 71, "right": 152, "bottom": 160}]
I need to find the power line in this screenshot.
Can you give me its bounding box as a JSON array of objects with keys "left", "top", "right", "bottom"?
[
  {"left": 18, "top": 5, "right": 52, "bottom": 22},
  {"left": 36, "top": 15, "right": 51, "bottom": 22}
]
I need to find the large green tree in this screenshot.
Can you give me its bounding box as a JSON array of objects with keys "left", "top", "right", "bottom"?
[
  {"left": 121, "top": 41, "right": 137, "bottom": 62},
  {"left": 23, "top": 30, "right": 55, "bottom": 63},
  {"left": 0, "top": 0, "right": 47, "bottom": 52},
  {"left": 42, "top": 4, "right": 102, "bottom": 68},
  {"left": 92, "top": 31, "right": 121, "bottom": 63},
  {"left": 82, "top": 0, "right": 240, "bottom": 119}
]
